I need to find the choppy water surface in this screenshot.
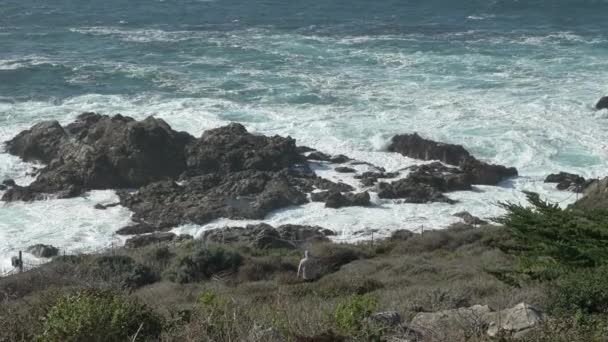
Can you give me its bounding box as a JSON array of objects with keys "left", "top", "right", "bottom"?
[{"left": 2, "top": 0, "right": 608, "bottom": 268}]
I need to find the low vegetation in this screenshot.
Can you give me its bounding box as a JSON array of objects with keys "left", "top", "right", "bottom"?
[{"left": 2, "top": 192, "right": 608, "bottom": 341}]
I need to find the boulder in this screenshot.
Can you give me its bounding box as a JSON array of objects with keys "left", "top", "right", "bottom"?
[
  {"left": 486, "top": 303, "right": 545, "bottom": 338},
  {"left": 453, "top": 211, "right": 488, "bottom": 225},
  {"left": 407, "top": 162, "right": 472, "bottom": 191},
  {"left": 545, "top": 172, "right": 588, "bottom": 192},
  {"left": 125, "top": 232, "right": 176, "bottom": 248},
  {"left": 595, "top": 96, "right": 608, "bottom": 110},
  {"left": 26, "top": 244, "right": 59, "bottom": 258},
  {"left": 306, "top": 151, "right": 351, "bottom": 163},
  {"left": 411, "top": 303, "right": 544, "bottom": 340},
  {"left": 0, "top": 185, "right": 5, "bottom": 191},
  {"left": 411, "top": 305, "right": 493, "bottom": 340}
]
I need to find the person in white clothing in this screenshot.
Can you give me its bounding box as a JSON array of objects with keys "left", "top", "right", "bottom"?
[{"left": 297, "top": 250, "right": 316, "bottom": 282}]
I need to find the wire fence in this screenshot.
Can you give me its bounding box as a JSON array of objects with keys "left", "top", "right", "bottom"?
[{"left": 0, "top": 225, "right": 430, "bottom": 278}]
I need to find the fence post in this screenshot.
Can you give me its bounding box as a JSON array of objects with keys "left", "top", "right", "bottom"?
[
  {"left": 18, "top": 251, "right": 23, "bottom": 273},
  {"left": 371, "top": 231, "right": 374, "bottom": 248},
  {"left": 421, "top": 225, "right": 424, "bottom": 236}
]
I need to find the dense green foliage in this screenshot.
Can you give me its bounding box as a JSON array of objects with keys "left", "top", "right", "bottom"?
[
  {"left": 164, "top": 246, "right": 243, "bottom": 283},
  {"left": 497, "top": 191, "right": 608, "bottom": 280},
  {"left": 333, "top": 294, "right": 377, "bottom": 336},
  {"left": 36, "top": 289, "right": 163, "bottom": 342}
]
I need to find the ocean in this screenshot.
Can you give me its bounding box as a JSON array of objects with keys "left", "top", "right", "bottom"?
[{"left": 1, "top": 0, "right": 608, "bottom": 269}]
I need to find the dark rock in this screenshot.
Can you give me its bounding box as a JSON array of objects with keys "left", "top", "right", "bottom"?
[
  {"left": 311, "top": 178, "right": 355, "bottom": 192},
  {"left": 2, "top": 179, "right": 16, "bottom": 187},
  {"left": 26, "top": 244, "right": 59, "bottom": 258},
  {"left": 306, "top": 151, "right": 332, "bottom": 161},
  {"left": 120, "top": 171, "right": 309, "bottom": 228},
  {"left": 545, "top": 172, "right": 588, "bottom": 192},
  {"left": 390, "top": 229, "right": 415, "bottom": 241},
  {"left": 377, "top": 179, "right": 455, "bottom": 204},
  {"left": 388, "top": 133, "right": 517, "bottom": 185},
  {"left": 306, "top": 152, "right": 351, "bottom": 164},
  {"left": 334, "top": 166, "right": 356, "bottom": 173},
  {"left": 94, "top": 202, "right": 121, "bottom": 210},
  {"left": 311, "top": 191, "right": 371, "bottom": 208},
  {"left": 125, "top": 232, "right": 176, "bottom": 248},
  {"left": 453, "top": 211, "right": 488, "bottom": 225},
  {"left": 407, "top": 162, "right": 472, "bottom": 191},
  {"left": 460, "top": 158, "right": 518, "bottom": 185},
  {"left": 5, "top": 120, "right": 67, "bottom": 163},
  {"left": 296, "top": 146, "right": 316, "bottom": 154},
  {"left": 2, "top": 185, "right": 46, "bottom": 202},
  {"left": 116, "top": 223, "right": 161, "bottom": 235},
  {"left": 4, "top": 113, "right": 194, "bottom": 200},
  {"left": 203, "top": 223, "right": 332, "bottom": 247},
  {"left": 355, "top": 171, "right": 399, "bottom": 187},
  {"left": 330, "top": 154, "right": 351, "bottom": 163},
  {"left": 185, "top": 123, "right": 304, "bottom": 174},
  {"left": 388, "top": 133, "right": 471, "bottom": 166},
  {"left": 596, "top": 96, "right": 608, "bottom": 110},
  {"left": 0, "top": 185, "right": 6, "bottom": 191}
]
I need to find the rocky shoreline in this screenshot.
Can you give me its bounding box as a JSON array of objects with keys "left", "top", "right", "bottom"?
[{"left": 0, "top": 113, "right": 594, "bottom": 246}]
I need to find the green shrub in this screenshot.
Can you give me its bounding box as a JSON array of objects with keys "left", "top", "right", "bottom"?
[
  {"left": 36, "top": 289, "right": 163, "bottom": 342},
  {"left": 333, "top": 294, "right": 377, "bottom": 336},
  {"left": 164, "top": 246, "right": 243, "bottom": 283},
  {"left": 549, "top": 266, "right": 608, "bottom": 315},
  {"left": 93, "top": 255, "right": 157, "bottom": 289}
]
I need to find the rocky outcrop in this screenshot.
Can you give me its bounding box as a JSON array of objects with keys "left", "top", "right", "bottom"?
[
  {"left": 203, "top": 223, "right": 333, "bottom": 248},
  {"left": 3, "top": 113, "right": 193, "bottom": 200},
  {"left": 544, "top": 172, "right": 589, "bottom": 192},
  {"left": 119, "top": 171, "right": 309, "bottom": 228},
  {"left": 410, "top": 303, "right": 544, "bottom": 340},
  {"left": 311, "top": 191, "right": 371, "bottom": 208},
  {"left": 387, "top": 133, "right": 517, "bottom": 186},
  {"left": 306, "top": 151, "right": 351, "bottom": 164},
  {"left": 6, "top": 121, "right": 67, "bottom": 163},
  {"left": 26, "top": 244, "right": 59, "bottom": 258},
  {"left": 596, "top": 96, "right": 608, "bottom": 110}
]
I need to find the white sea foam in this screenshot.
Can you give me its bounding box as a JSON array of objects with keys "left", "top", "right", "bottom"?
[{"left": 2, "top": 25, "right": 608, "bottom": 269}]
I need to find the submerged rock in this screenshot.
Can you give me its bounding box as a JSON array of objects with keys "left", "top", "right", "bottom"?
[
  {"left": 377, "top": 179, "right": 455, "bottom": 204},
  {"left": 334, "top": 166, "right": 356, "bottom": 173},
  {"left": 26, "top": 244, "right": 59, "bottom": 258},
  {"left": 355, "top": 171, "right": 399, "bottom": 187}
]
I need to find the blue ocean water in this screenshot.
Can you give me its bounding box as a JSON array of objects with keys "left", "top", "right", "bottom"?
[{"left": 1, "top": 0, "right": 608, "bottom": 268}]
